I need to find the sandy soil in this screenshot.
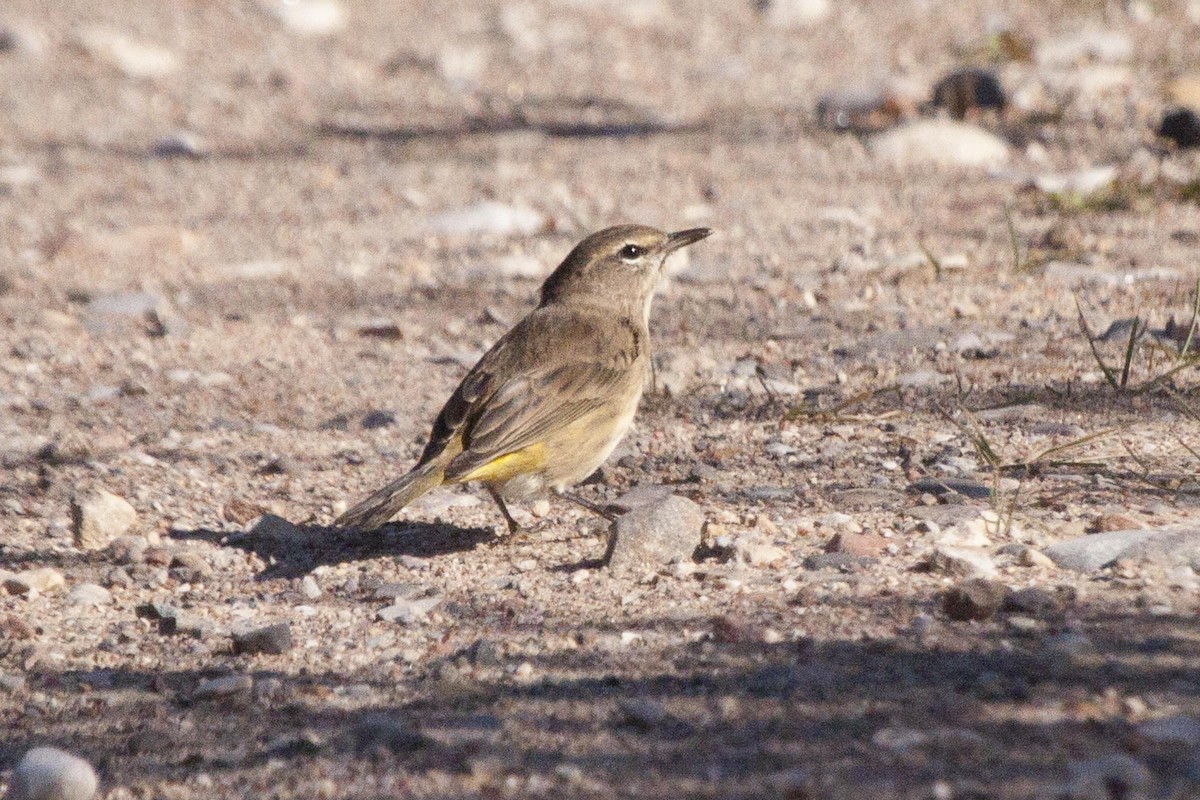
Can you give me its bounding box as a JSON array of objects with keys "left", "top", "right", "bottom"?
[{"left": 3, "top": 1, "right": 1200, "bottom": 798}]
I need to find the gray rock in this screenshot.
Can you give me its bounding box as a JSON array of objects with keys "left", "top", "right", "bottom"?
[
  {"left": 152, "top": 130, "right": 207, "bottom": 158},
  {"left": 372, "top": 582, "right": 424, "bottom": 601},
  {"left": 1138, "top": 715, "right": 1200, "bottom": 746},
  {"left": 606, "top": 484, "right": 675, "bottom": 514},
  {"left": 829, "top": 488, "right": 905, "bottom": 511},
  {"left": 231, "top": 622, "right": 292, "bottom": 655},
  {"left": 0, "top": 672, "right": 26, "bottom": 693},
  {"left": 1065, "top": 754, "right": 1149, "bottom": 799},
  {"left": 299, "top": 575, "right": 322, "bottom": 600},
  {"left": 105, "top": 535, "right": 148, "bottom": 565},
  {"left": 6, "top": 746, "right": 98, "bottom": 800},
  {"left": 4, "top": 568, "right": 65, "bottom": 596},
  {"left": 1043, "top": 528, "right": 1163, "bottom": 572},
  {"left": 194, "top": 674, "right": 253, "bottom": 699},
  {"left": 65, "top": 583, "right": 112, "bottom": 607},
  {"left": 70, "top": 489, "right": 137, "bottom": 550},
  {"left": 902, "top": 505, "right": 988, "bottom": 527},
  {"left": 377, "top": 595, "right": 442, "bottom": 624},
  {"left": 802, "top": 552, "right": 874, "bottom": 572},
  {"left": 606, "top": 494, "right": 705, "bottom": 575},
  {"left": 910, "top": 477, "right": 994, "bottom": 500},
  {"left": 343, "top": 713, "right": 429, "bottom": 755},
  {"left": 942, "top": 579, "right": 1009, "bottom": 621},
  {"left": 927, "top": 545, "right": 997, "bottom": 578}
]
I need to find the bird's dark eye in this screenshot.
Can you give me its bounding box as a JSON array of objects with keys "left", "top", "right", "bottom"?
[{"left": 619, "top": 244, "right": 645, "bottom": 261}]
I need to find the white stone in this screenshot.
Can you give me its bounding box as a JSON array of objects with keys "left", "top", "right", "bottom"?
[
  {"left": 1033, "top": 165, "right": 1116, "bottom": 196},
  {"left": 1036, "top": 30, "right": 1133, "bottom": 66},
  {"left": 429, "top": 202, "right": 546, "bottom": 237},
  {"left": 66, "top": 583, "right": 112, "bottom": 607},
  {"left": 6, "top": 746, "right": 98, "bottom": 800},
  {"left": 870, "top": 120, "right": 1010, "bottom": 169},
  {"left": 71, "top": 489, "right": 137, "bottom": 551},
  {"left": 77, "top": 28, "right": 178, "bottom": 78},
  {"left": 927, "top": 545, "right": 997, "bottom": 578},
  {"left": 764, "top": 0, "right": 831, "bottom": 27},
  {"left": 266, "top": 0, "right": 347, "bottom": 35}
]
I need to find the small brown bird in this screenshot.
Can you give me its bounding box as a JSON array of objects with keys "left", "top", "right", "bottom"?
[{"left": 335, "top": 224, "right": 712, "bottom": 533}]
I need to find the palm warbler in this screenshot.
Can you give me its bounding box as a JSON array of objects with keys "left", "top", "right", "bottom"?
[{"left": 335, "top": 224, "right": 712, "bottom": 532}]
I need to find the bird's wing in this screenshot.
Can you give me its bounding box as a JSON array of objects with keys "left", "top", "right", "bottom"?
[{"left": 417, "top": 306, "right": 642, "bottom": 482}]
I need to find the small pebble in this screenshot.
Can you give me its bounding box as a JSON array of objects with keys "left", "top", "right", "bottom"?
[
  {"left": 942, "top": 579, "right": 1009, "bottom": 621},
  {"left": 6, "top": 746, "right": 98, "bottom": 800},
  {"left": 71, "top": 489, "right": 137, "bottom": 551},
  {"left": 231, "top": 622, "right": 293, "bottom": 655}
]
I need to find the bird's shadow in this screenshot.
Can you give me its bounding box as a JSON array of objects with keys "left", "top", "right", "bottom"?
[{"left": 170, "top": 518, "right": 495, "bottom": 580}]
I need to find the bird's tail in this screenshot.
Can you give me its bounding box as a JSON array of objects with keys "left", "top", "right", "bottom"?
[{"left": 334, "top": 460, "right": 444, "bottom": 531}]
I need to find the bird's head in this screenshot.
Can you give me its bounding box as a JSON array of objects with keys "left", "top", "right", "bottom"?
[{"left": 538, "top": 225, "right": 712, "bottom": 319}]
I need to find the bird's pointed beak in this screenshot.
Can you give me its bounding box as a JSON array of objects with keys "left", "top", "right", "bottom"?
[{"left": 663, "top": 227, "right": 713, "bottom": 253}]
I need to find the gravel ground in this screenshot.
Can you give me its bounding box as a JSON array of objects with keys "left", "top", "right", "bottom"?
[{"left": 3, "top": 1, "right": 1200, "bottom": 798}]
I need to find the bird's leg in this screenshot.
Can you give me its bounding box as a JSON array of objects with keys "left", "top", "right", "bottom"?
[
  {"left": 557, "top": 490, "right": 617, "bottom": 521},
  {"left": 486, "top": 486, "right": 522, "bottom": 535}
]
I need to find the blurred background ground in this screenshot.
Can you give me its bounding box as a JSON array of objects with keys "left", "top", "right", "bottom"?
[{"left": 3, "top": 1, "right": 1200, "bottom": 798}]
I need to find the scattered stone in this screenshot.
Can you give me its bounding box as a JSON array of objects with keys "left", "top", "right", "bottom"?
[
  {"left": 66, "top": 583, "right": 112, "bottom": 607},
  {"left": 221, "top": 498, "right": 269, "bottom": 525},
  {"left": 936, "top": 517, "right": 993, "bottom": 548},
  {"left": 903, "top": 505, "right": 988, "bottom": 527},
  {"left": 605, "top": 484, "right": 675, "bottom": 514},
  {"left": 870, "top": 120, "right": 1010, "bottom": 169},
  {"left": 927, "top": 545, "right": 997, "bottom": 578},
  {"left": 4, "top": 568, "right": 66, "bottom": 596},
  {"left": 910, "top": 477, "right": 993, "bottom": 500},
  {"left": 353, "top": 319, "right": 403, "bottom": 340},
  {"left": 266, "top": 0, "right": 348, "bottom": 35},
  {"left": 1088, "top": 513, "right": 1137, "bottom": 533},
  {"left": 361, "top": 410, "right": 396, "bottom": 429},
  {"left": 244, "top": 514, "right": 303, "bottom": 545},
  {"left": 815, "top": 84, "right": 915, "bottom": 133},
  {"left": 802, "top": 552, "right": 874, "bottom": 572},
  {"left": 1033, "top": 165, "right": 1117, "bottom": 198},
  {"left": 0, "top": 672, "right": 26, "bottom": 693},
  {"left": 152, "top": 130, "right": 207, "bottom": 158},
  {"left": 76, "top": 27, "right": 179, "bottom": 78},
  {"left": 169, "top": 551, "right": 211, "bottom": 583},
  {"left": 464, "top": 638, "right": 501, "bottom": 667},
  {"left": 1036, "top": 30, "right": 1133, "bottom": 66},
  {"left": 606, "top": 494, "right": 705, "bottom": 575},
  {"left": 6, "top": 746, "right": 98, "bottom": 800},
  {"left": 931, "top": 68, "right": 1006, "bottom": 119},
  {"left": 1042, "top": 528, "right": 1160, "bottom": 572},
  {"left": 194, "top": 674, "right": 253, "bottom": 699},
  {"left": 104, "top": 536, "right": 148, "bottom": 565},
  {"left": 343, "top": 713, "right": 429, "bottom": 755},
  {"left": 1064, "top": 754, "right": 1150, "bottom": 800},
  {"left": 377, "top": 595, "right": 442, "bottom": 624},
  {"left": 0, "top": 613, "right": 36, "bottom": 640},
  {"left": 429, "top": 202, "right": 547, "bottom": 237},
  {"left": 299, "top": 575, "right": 322, "bottom": 600},
  {"left": 942, "top": 579, "right": 1009, "bottom": 621},
  {"left": 733, "top": 535, "right": 787, "bottom": 566},
  {"left": 372, "top": 582, "right": 425, "bottom": 601},
  {"left": 71, "top": 489, "right": 137, "bottom": 550},
  {"left": 825, "top": 532, "right": 888, "bottom": 557},
  {"left": 760, "top": 0, "right": 831, "bottom": 27},
  {"left": 142, "top": 546, "right": 173, "bottom": 567},
  {"left": 1017, "top": 547, "right": 1056, "bottom": 569},
  {"left": 618, "top": 697, "right": 668, "bottom": 730},
  {"left": 1137, "top": 715, "right": 1200, "bottom": 746},
  {"left": 231, "top": 622, "right": 293, "bottom": 655}
]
